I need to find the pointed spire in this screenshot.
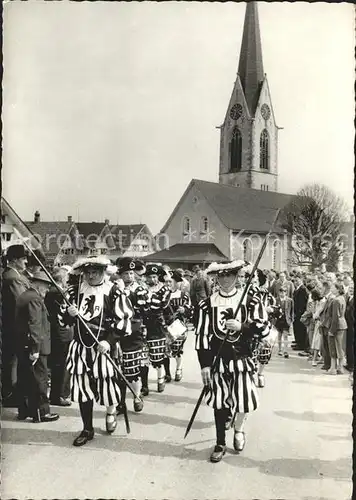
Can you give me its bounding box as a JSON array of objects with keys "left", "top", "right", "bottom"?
[{"left": 237, "top": 1, "right": 264, "bottom": 116}]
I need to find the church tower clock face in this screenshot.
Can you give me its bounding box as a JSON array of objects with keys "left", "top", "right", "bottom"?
[
  {"left": 261, "top": 104, "right": 271, "bottom": 120},
  {"left": 229, "top": 103, "right": 243, "bottom": 120}
]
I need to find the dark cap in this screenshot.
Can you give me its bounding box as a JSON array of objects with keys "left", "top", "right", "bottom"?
[
  {"left": 7, "top": 244, "right": 27, "bottom": 261},
  {"left": 116, "top": 257, "right": 146, "bottom": 274}
]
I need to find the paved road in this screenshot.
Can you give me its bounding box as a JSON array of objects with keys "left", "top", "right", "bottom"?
[{"left": 1, "top": 332, "right": 353, "bottom": 500}]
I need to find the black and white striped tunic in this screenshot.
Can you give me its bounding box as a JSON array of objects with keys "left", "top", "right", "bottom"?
[
  {"left": 59, "top": 280, "right": 133, "bottom": 405},
  {"left": 143, "top": 283, "right": 171, "bottom": 366},
  {"left": 195, "top": 287, "right": 270, "bottom": 413}
]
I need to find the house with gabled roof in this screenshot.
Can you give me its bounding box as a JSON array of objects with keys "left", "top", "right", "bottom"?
[
  {"left": 149, "top": 179, "right": 292, "bottom": 270},
  {"left": 109, "top": 224, "right": 157, "bottom": 261}
]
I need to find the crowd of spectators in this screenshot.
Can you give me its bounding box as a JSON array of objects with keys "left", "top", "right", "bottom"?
[{"left": 178, "top": 265, "right": 354, "bottom": 382}]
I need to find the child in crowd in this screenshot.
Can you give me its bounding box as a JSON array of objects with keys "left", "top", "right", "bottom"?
[{"left": 275, "top": 286, "right": 294, "bottom": 358}]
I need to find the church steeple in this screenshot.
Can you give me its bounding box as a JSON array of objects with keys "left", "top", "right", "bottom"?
[
  {"left": 218, "top": 1, "right": 279, "bottom": 193},
  {"left": 237, "top": 1, "right": 264, "bottom": 116}
]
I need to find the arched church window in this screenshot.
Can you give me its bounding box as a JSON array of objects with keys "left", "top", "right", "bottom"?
[
  {"left": 260, "top": 129, "right": 269, "bottom": 170},
  {"left": 183, "top": 216, "right": 191, "bottom": 235},
  {"left": 272, "top": 240, "right": 277, "bottom": 270},
  {"left": 229, "top": 127, "right": 242, "bottom": 173},
  {"left": 200, "top": 216, "right": 209, "bottom": 233},
  {"left": 242, "top": 238, "right": 252, "bottom": 262}
]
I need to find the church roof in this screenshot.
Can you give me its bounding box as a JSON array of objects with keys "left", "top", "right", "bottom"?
[
  {"left": 195, "top": 180, "right": 293, "bottom": 233},
  {"left": 237, "top": 1, "right": 265, "bottom": 116},
  {"left": 160, "top": 179, "right": 294, "bottom": 235},
  {"left": 143, "top": 243, "right": 229, "bottom": 264}
]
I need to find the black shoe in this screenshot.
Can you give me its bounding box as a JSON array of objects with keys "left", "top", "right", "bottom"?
[
  {"left": 50, "top": 397, "right": 72, "bottom": 407},
  {"left": 210, "top": 445, "right": 226, "bottom": 463},
  {"left": 175, "top": 369, "right": 183, "bottom": 382},
  {"left": 157, "top": 378, "right": 165, "bottom": 393},
  {"left": 17, "top": 412, "right": 29, "bottom": 421},
  {"left": 298, "top": 352, "right": 309, "bottom": 357},
  {"left": 33, "top": 413, "right": 60, "bottom": 423},
  {"left": 116, "top": 403, "right": 127, "bottom": 416},
  {"left": 284, "top": 352, "right": 289, "bottom": 359},
  {"left": 133, "top": 399, "right": 144, "bottom": 412},
  {"left": 140, "top": 387, "right": 149, "bottom": 397},
  {"left": 165, "top": 374, "right": 172, "bottom": 383},
  {"left": 257, "top": 374, "right": 265, "bottom": 388},
  {"left": 73, "top": 429, "right": 94, "bottom": 447},
  {"left": 233, "top": 430, "right": 246, "bottom": 452},
  {"left": 105, "top": 413, "right": 117, "bottom": 434}
]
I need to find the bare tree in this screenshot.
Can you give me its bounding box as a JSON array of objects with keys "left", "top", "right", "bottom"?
[{"left": 281, "top": 184, "right": 349, "bottom": 271}]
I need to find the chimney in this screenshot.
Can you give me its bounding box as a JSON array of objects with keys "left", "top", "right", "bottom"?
[
  {"left": 105, "top": 218, "right": 110, "bottom": 225},
  {"left": 68, "top": 216, "right": 73, "bottom": 223},
  {"left": 34, "top": 210, "right": 40, "bottom": 223}
]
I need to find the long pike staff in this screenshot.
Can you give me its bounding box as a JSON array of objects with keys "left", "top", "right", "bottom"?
[
  {"left": 2, "top": 198, "right": 142, "bottom": 407},
  {"left": 184, "top": 208, "right": 281, "bottom": 439}
]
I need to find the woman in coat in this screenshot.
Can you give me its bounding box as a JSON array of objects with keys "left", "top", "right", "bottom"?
[{"left": 328, "top": 283, "right": 348, "bottom": 375}]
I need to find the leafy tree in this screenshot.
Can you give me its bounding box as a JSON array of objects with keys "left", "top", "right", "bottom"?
[{"left": 281, "top": 184, "right": 349, "bottom": 271}]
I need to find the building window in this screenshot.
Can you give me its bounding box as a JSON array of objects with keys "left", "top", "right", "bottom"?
[
  {"left": 272, "top": 241, "right": 277, "bottom": 270},
  {"left": 242, "top": 239, "right": 252, "bottom": 262},
  {"left": 183, "top": 216, "right": 191, "bottom": 235},
  {"left": 229, "top": 127, "right": 242, "bottom": 173},
  {"left": 200, "top": 216, "right": 209, "bottom": 233},
  {"left": 271, "top": 239, "right": 280, "bottom": 270},
  {"left": 260, "top": 129, "right": 269, "bottom": 170}
]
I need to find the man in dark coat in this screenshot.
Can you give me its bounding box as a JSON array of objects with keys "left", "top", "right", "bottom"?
[
  {"left": 292, "top": 274, "right": 309, "bottom": 353},
  {"left": 45, "top": 267, "right": 73, "bottom": 406},
  {"left": 15, "top": 270, "right": 59, "bottom": 422},
  {"left": 190, "top": 265, "right": 211, "bottom": 326},
  {"left": 1, "top": 244, "right": 29, "bottom": 405}
]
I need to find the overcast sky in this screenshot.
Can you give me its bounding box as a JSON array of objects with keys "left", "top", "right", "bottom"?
[{"left": 3, "top": 1, "right": 354, "bottom": 234}]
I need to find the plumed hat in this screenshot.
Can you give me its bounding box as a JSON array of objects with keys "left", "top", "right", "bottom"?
[
  {"left": 116, "top": 257, "right": 146, "bottom": 275},
  {"left": 72, "top": 255, "right": 111, "bottom": 272},
  {"left": 6, "top": 244, "right": 27, "bottom": 261},
  {"left": 206, "top": 260, "right": 247, "bottom": 276}
]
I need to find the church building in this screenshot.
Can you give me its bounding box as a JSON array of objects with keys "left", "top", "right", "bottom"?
[{"left": 147, "top": 2, "right": 294, "bottom": 271}]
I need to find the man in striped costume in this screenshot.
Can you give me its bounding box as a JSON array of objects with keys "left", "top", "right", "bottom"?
[
  {"left": 115, "top": 257, "right": 148, "bottom": 414},
  {"left": 163, "top": 269, "right": 193, "bottom": 382},
  {"left": 143, "top": 264, "right": 171, "bottom": 394},
  {"left": 58, "top": 256, "right": 134, "bottom": 447},
  {"left": 195, "top": 260, "right": 270, "bottom": 463},
  {"left": 249, "top": 269, "right": 278, "bottom": 388}
]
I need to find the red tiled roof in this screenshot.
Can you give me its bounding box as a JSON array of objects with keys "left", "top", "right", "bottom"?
[{"left": 143, "top": 243, "right": 229, "bottom": 264}]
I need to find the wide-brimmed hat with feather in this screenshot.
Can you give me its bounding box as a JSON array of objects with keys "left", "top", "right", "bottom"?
[
  {"left": 72, "top": 256, "right": 111, "bottom": 272},
  {"left": 205, "top": 260, "right": 248, "bottom": 276}
]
